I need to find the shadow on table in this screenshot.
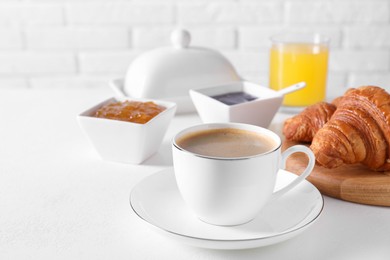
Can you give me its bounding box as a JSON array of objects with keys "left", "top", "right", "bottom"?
[{"left": 143, "top": 141, "right": 173, "bottom": 167}]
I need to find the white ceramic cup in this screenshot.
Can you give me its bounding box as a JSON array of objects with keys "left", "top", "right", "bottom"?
[{"left": 172, "top": 123, "right": 315, "bottom": 226}]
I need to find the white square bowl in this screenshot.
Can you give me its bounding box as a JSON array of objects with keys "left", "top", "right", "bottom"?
[
  {"left": 77, "top": 97, "right": 176, "bottom": 164},
  {"left": 190, "top": 81, "right": 283, "bottom": 128}
]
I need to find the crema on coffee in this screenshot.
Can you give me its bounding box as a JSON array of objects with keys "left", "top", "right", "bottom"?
[{"left": 175, "top": 128, "right": 277, "bottom": 158}]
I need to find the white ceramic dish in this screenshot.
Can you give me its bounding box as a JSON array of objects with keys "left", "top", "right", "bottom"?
[
  {"left": 130, "top": 168, "right": 324, "bottom": 250},
  {"left": 189, "top": 81, "right": 284, "bottom": 128},
  {"left": 110, "top": 29, "right": 240, "bottom": 114},
  {"left": 77, "top": 97, "right": 176, "bottom": 164}
]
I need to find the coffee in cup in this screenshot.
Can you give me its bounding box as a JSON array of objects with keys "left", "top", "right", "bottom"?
[
  {"left": 172, "top": 123, "right": 315, "bottom": 226},
  {"left": 175, "top": 128, "right": 277, "bottom": 158}
]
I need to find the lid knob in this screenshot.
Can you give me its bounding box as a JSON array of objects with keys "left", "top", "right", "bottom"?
[{"left": 171, "top": 29, "right": 191, "bottom": 49}]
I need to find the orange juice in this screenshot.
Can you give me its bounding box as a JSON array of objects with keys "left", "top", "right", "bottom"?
[{"left": 269, "top": 42, "right": 329, "bottom": 107}]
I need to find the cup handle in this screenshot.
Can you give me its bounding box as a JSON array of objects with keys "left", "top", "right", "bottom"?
[{"left": 271, "top": 145, "right": 315, "bottom": 201}]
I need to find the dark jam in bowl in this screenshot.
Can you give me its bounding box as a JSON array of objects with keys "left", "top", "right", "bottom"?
[{"left": 211, "top": 92, "right": 258, "bottom": 105}]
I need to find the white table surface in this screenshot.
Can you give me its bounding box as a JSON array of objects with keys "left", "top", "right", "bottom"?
[{"left": 1, "top": 88, "right": 390, "bottom": 260}]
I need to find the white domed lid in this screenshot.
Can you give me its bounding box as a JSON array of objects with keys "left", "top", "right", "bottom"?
[{"left": 124, "top": 29, "right": 240, "bottom": 113}]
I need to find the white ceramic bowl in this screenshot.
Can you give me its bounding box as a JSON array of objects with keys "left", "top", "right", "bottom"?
[
  {"left": 190, "top": 81, "right": 283, "bottom": 128},
  {"left": 77, "top": 97, "right": 176, "bottom": 164}
]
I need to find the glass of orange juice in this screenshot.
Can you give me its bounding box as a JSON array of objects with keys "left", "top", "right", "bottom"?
[{"left": 269, "top": 33, "right": 330, "bottom": 108}]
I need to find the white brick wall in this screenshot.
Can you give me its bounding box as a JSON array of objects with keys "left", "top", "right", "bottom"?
[
  {"left": 286, "top": 1, "right": 389, "bottom": 23},
  {"left": 66, "top": 3, "right": 173, "bottom": 25},
  {"left": 177, "top": 3, "right": 283, "bottom": 24},
  {"left": 0, "top": 52, "right": 75, "bottom": 75},
  {"left": 0, "top": 3, "right": 64, "bottom": 25},
  {"left": 26, "top": 27, "right": 130, "bottom": 50},
  {"left": 0, "top": 0, "right": 388, "bottom": 96}
]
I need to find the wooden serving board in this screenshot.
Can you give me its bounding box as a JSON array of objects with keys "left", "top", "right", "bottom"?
[{"left": 283, "top": 140, "right": 390, "bottom": 206}]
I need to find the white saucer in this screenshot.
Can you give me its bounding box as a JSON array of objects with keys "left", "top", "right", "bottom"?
[{"left": 130, "top": 168, "right": 324, "bottom": 250}]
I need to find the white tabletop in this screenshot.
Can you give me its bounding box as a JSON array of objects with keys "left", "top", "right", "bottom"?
[{"left": 1, "top": 89, "right": 390, "bottom": 260}]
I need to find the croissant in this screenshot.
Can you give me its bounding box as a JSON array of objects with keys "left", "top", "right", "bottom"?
[
  {"left": 283, "top": 102, "right": 337, "bottom": 142},
  {"left": 310, "top": 86, "right": 390, "bottom": 171}
]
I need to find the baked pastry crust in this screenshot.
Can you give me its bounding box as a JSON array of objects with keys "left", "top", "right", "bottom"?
[
  {"left": 283, "top": 102, "right": 337, "bottom": 142},
  {"left": 310, "top": 86, "right": 390, "bottom": 171}
]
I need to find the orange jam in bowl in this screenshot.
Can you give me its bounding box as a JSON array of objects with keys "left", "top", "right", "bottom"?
[{"left": 94, "top": 100, "right": 166, "bottom": 124}]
